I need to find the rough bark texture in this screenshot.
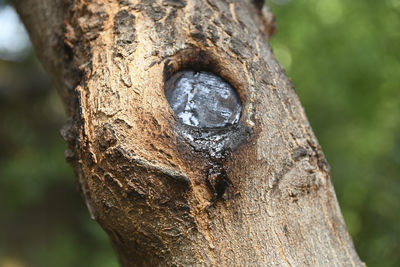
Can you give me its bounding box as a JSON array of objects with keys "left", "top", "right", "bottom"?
[{"left": 14, "top": 0, "right": 363, "bottom": 266}]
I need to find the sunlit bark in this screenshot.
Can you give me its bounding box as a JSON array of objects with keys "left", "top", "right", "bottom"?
[{"left": 14, "top": 0, "right": 362, "bottom": 266}]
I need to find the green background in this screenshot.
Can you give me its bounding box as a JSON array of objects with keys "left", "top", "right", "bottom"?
[{"left": 0, "top": 0, "right": 399, "bottom": 266}]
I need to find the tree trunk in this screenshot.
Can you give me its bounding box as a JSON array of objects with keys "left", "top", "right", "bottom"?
[{"left": 13, "top": 0, "right": 363, "bottom": 266}]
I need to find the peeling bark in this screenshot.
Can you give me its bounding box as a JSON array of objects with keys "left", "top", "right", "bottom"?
[{"left": 14, "top": 0, "right": 363, "bottom": 266}]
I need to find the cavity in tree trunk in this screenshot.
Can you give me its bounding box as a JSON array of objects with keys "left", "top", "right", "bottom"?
[{"left": 13, "top": 0, "right": 363, "bottom": 266}]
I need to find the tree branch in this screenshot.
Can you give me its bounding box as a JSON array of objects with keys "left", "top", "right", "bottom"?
[{"left": 14, "top": 0, "right": 363, "bottom": 266}]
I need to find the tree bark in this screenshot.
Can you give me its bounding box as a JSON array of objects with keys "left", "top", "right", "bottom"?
[{"left": 14, "top": 0, "right": 363, "bottom": 266}]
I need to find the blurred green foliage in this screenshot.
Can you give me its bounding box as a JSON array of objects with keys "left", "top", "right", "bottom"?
[
  {"left": 0, "top": 44, "right": 118, "bottom": 267},
  {"left": 268, "top": 0, "right": 400, "bottom": 266},
  {"left": 0, "top": 0, "right": 399, "bottom": 266}
]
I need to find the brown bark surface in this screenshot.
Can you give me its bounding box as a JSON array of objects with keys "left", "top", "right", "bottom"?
[{"left": 14, "top": 0, "right": 363, "bottom": 266}]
